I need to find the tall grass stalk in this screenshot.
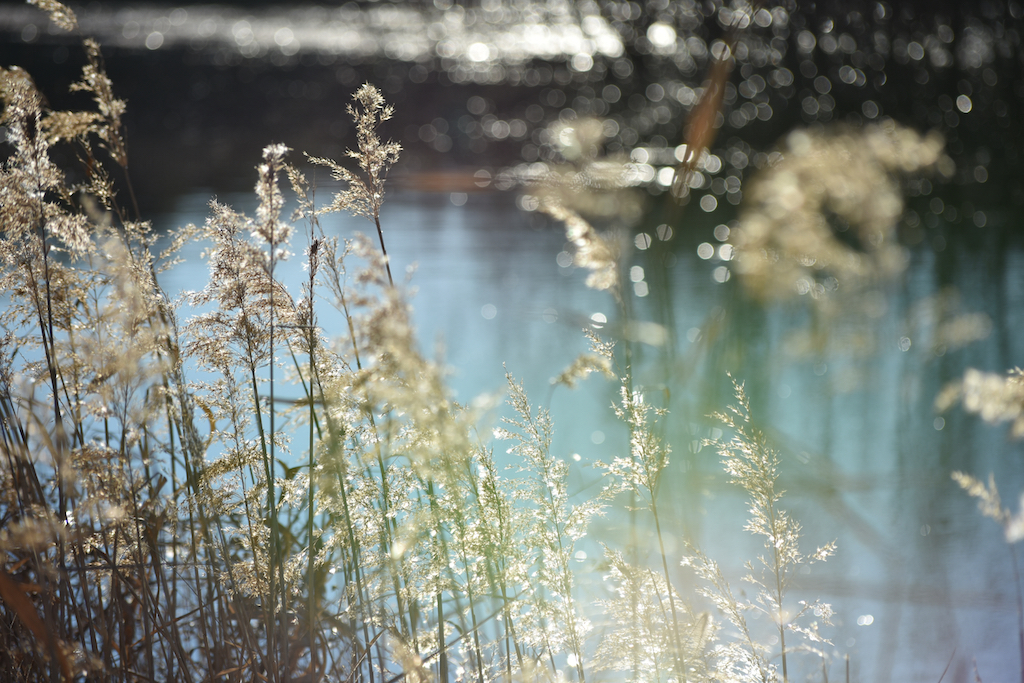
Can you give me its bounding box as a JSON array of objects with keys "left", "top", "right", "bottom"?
[
  {"left": 590, "top": 327, "right": 694, "bottom": 682},
  {"left": 308, "top": 84, "right": 401, "bottom": 288},
  {"left": 689, "top": 378, "right": 836, "bottom": 683}
]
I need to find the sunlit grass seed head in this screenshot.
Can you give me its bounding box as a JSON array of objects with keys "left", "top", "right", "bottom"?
[
  {"left": 937, "top": 367, "right": 1024, "bottom": 438},
  {"left": 308, "top": 83, "right": 401, "bottom": 223},
  {"left": 731, "top": 122, "right": 949, "bottom": 302}
]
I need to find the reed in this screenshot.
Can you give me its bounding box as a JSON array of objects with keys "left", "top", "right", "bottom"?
[
  {"left": 685, "top": 378, "right": 836, "bottom": 683},
  {"left": 0, "top": 3, "right": 848, "bottom": 682}
]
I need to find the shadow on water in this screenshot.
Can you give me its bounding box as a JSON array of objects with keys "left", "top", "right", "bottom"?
[{"left": 3, "top": 1, "right": 1024, "bottom": 681}]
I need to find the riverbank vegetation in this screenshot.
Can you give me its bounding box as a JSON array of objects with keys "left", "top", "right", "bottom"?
[{"left": 1, "top": 2, "right": 1021, "bottom": 683}]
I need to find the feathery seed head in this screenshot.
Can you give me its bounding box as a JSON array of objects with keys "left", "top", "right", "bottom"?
[
  {"left": 29, "top": 0, "right": 78, "bottom": 32},
  {"left": 309, "top": 84, "right": 401, "bottom": 223}
]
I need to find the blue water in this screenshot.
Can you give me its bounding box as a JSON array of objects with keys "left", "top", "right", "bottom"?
[{"left": 154, "top": 184, "right": 1024, "bottom": 683}]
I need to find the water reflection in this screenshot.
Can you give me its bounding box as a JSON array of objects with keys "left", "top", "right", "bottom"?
[
  {"left": 5, "top": 0, "right": 1021, "bottom": 215},
  {"left": 4, "top": 1, "right": 625, "bottom": 69}
]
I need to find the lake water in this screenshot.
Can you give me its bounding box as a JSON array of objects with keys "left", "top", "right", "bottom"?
[
  {"left": 150, "top": 184, "right": 1024, "bottom": 683},
  {"left": 4, "top": 1, "right": 1024, "bottom": 681}
]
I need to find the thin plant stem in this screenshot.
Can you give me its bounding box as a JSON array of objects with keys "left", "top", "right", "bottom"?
[
  {"left": 374, "top": 213, "right": 394, "bottom": 287},
  {"left": 768, "top": 493, "right": 788, "bottom": 683}
]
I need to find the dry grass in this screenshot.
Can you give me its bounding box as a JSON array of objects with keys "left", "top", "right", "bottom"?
[{"left": 0, "top": 3, "right": 869, "bottom": 683}]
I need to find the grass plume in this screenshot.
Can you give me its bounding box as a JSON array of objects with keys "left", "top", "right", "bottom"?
[{"left": 686, "top": 378, "right": 836, "bottom": 683}]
